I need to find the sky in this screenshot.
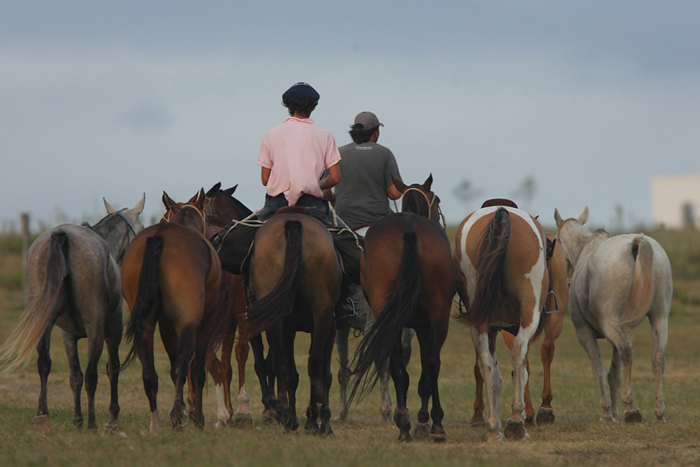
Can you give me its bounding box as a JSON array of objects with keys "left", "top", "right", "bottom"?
[{"left": 1, "top": 1, "right": 699, "bottom": 232}]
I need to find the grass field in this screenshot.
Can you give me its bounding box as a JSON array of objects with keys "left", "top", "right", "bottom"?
[{"left": 1, "top": 228, "right": 700, "bottom": 466}]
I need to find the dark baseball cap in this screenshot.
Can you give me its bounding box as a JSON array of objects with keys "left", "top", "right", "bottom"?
[
  {"left": 354, "top": 111, "right": 384, "bottom": 131},
  {"left": 282, "top": 82, "right": 320, "bottom": 101}
]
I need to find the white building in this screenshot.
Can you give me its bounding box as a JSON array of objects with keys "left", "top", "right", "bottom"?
[{"left": 651, "top": 173, "right": 700, "bottom": 229}]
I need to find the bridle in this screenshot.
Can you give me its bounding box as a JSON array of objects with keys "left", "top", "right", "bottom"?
[
  {"left": 402, "top": 187, "right": 447, "bottom": 229},
  {"left": 162, "top": 203, "right": 208, "bottom": 236}
]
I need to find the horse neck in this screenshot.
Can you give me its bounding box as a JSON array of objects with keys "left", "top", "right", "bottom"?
[
  {"left": 402, "top": 188, "right": 441, "bottom": 226},
  {"left": 91, "top": 215, "right": 129, "bottom": 263},
  {"left": 214, "top": 196, "right": 252, "bottom": 223},
  {"left": 561, "top": 223, "right": 599, "bottom": 268}
]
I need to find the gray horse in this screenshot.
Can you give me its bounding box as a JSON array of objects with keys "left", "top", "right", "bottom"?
[
  {"left": 554, "top": 207, "right": 672, "bottom": 423},
  {"left": 0, "top": 195, "right": 145, "bottom": 431}
]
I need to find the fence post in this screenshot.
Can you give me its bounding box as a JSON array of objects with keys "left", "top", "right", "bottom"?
[{"left": 21, "top": 213, "right": 30, "bottom": 306}]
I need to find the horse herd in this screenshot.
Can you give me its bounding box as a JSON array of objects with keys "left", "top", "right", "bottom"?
[{"left": 0, "top": 177, "right": 672, "bottom": 443}]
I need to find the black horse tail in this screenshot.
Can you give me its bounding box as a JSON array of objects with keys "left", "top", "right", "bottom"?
[
  {"left": 349, "top": 231, "right": 421, "bottom": 405},
  {"left": 124, "top": 235, "right": 164, "bottom": 368},
  {"left": 0, "top": 231, "right": 70, "bottom": 372},
  {"left": 456, "top": 207, "right": 512, "bottom": 330},
  {"left": 246, "top": 220, "right": 303, "bottom": 333}
]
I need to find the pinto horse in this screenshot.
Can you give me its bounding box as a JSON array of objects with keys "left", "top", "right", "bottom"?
[
  {"left": 121, "top": 190, "right": 230, "bottom": 431},
  {"left": 245, "top": 208, "right": 342, "bottom": 435},
  {"left": 351, "top": 174, "right": 454, "bottom": 442},
  {"left": 454, "top": 203, "right": 549, "bottom": 441},
  {"left": 469, "top": 200, "right": 569, "bottom": 428},
  {"left": 0, "top": 196, "right": 145, "bottom": 431},
  {"left": 555, "top": 207, "right": 671, "bottom": 423}
]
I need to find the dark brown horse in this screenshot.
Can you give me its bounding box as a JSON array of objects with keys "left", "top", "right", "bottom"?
[
  {"left": 121, "top": 190, "right": 230, "bottom": 432},
  {"left": 246, "top": 208, "right": 342, "bottom": 435},
  {"left": 454, "top": 203, "right": 549, "bottom": 441},
  {"left": 351, "top": 174, "right": 454, "bottom": 442}
]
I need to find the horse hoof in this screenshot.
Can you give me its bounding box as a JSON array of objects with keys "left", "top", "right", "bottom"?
[
  {"left": 469, "top": 414, "right": 486, "bottom": 427},
  {"left": 397, "top": 432, "right": 412, "bottom": 442},
  {"left": 484, "top": 430, "right": 504, "bottom": 442},
  {"left": 262, "top": 409, "right": 280, "bottom": 426},
  {"left": 624, "top": 409, "right": 643, "bottom": 424},
  {"left": 412, "top": 422, "right": 430, "bottom": 441},
  {"left": 429, "top": 426, "right": 447, "bottom": 443},
  {"left": 536, "top": 407, "right": 555, "bottom": 426},
  {"left": 232, "top": 412, "right": 253, "bottom": 428},
  {"left": 87, "top": 422, "right": 98, "bottom": 432},
  {"left": 31, "top": 415, "right": 51, "bottom": 432},
  {"left": 599, "top": 413, "right": 618, "bottom": 423},
  {"left": 103, "top": 420, "right": 122, "bottom": 434},
  {"left": 504, "top": 418, "right": 528, "bottom": 441}
]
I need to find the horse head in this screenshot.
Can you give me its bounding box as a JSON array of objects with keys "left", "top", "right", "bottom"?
[
  {"left": 553, "top": 206, "right": 592, "bottom": 269},
  {"left": 204, "top": 182, "right": 253, "bottom": 224},
  {"left": 393, "top": 174, "right": 445, "bottom": 228},
  {"left": 162, "top": 189, "right": 208, "bottom": 236}
]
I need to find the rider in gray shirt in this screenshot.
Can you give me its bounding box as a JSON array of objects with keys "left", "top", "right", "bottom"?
[{"left": 327, "top": 112, "right": 402, "bottom": 231}]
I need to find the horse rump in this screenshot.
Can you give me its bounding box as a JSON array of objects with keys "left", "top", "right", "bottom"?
[
  {"left": 349, "top": 231, "right": 421, "bottom": 404},
  {"left": 246, "top": 220, "right": 303, "bottom": 333}
]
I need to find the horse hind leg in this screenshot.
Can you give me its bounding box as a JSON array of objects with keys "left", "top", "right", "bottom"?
[
  {"left": 232, "top": 337, "right": 254, "bottom": 427},
  {"left": 471, "top": 327, "right": 504, "bottom": 442},
  {"left": 649, "top": 311, "right": 668, "bottom": 422},
  {"left": 31, "top": 332, "right": 53, "bottom": 431},
  {"left": 501, "top": 330, "right": 536, "bottom": 427},
  {"left": 334, "top": 320, "right": 351, "bottom": 422},
  {"left": 573, "top": 316, "right": 615, "bottom": 422},
  {"left": 389, "top": 341, "right": 412, "bottom": 442},
  {"left": 83, "top": 330, "right": 106, "bottom": 431},
  {"left": 104, "top": 323, "right": 122, "bottom": 432},
  {"left": 60, "top": 331, "right": 85, "bottom": 430}
]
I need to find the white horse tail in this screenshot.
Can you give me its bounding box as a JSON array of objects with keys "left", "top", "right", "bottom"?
[
  {"left": 0, "top": 231, "right": 70, "bottom": 372},
  {"left": 622, "top": 235, "right": 655, "bottom": 323}
]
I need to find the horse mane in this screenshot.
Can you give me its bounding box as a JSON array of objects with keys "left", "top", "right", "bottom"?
[{"left": 402, "top": 185, "right": 424, "bottom": 214}]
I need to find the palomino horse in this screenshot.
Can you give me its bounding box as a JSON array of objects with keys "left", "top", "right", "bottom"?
[
  {"left": 121, "top": 190, "right": 230, "bottom": 431},
  {"left": 455, "top": 204, "right": 549, "bottom": 441},
  {"left": 554, "top": 207, "right": 672, "bottom": 423},
  {"left": 469, "top": 200, "right": 569, "bottom": 428},
  {"left": 351, "top": 174, "right": 454, "bottom": 442},
  {"left": 0, "top": 196, "right": 145, "bottom": 431},
  {"left": 246, "top": 208, "right": 342, "bottom": 435}
]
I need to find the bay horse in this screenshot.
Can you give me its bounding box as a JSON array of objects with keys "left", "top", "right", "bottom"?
[
  {"left": 198, "top": 182, "right": 262, "bottom": 428},
  {"left": 121, "top": 190, "right": 230, "bottom": 432},
  {"left": 246, "top": 208, "right": 342, "bottom": 435},
  {"left": 0, "top": 195, "right": 145, "bottom": 431},
  {"left": 454, "top": 203, "right": 549, "bottom": 441},
  {"left": 554, "top": 207, "right": 672, "bottom": 423},
  {"left": 469, "top": 200, "right": 569, "bottom": 428},
  {"left": 351, "top": 174, "right": 454, "bottom": 442}
]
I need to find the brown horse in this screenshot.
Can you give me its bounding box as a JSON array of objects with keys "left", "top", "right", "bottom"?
[
  {"left": 198, "top": 182, "right": 262, "bottom": 428},
  {"left": 245, "top": 208, "right": 342, "bottom": 435},
  {"left": 454, "top": 203, "right": 549, "bottom": 441},
  {"left": 351, "top": 174, "right": 454, "bottom": 442},
  {"left": 121, "top": 190, "right": 230, "bottom": 432},
  {"left": 470, "top": 227, "right": 568, "bottom": 427}
]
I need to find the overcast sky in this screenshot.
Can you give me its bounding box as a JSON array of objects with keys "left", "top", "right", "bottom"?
[{"left": 1, "top": 1, "right": 699, "bottom": 231}]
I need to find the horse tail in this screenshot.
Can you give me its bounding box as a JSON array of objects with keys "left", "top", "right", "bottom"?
[
  {"left": 246, "top": 220, "right": 303, "bottom": 333},
  {"left": 124, "top": 235, "right": 164, "bottom": 367},
  {"left": 622, "top": 235, "right": 655, "bottom": 322},
  {"left": 0, "top": 231, "right": 70, "bottom": 372},
  {"left": 456, "top": 207, "right": 511, "bottom": 330},
  {"left": 205, "top": 271, "right": 234, "bottom": 366},
  {"left": 349, "top": 231, "right": 421, "bottom": 405}
]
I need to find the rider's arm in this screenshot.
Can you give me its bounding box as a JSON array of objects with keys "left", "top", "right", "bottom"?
[
  {"left": 319, "top": 163, "right": 341, "bottom": 190},
  {"left": 387, "top": 184, "right": 402, "bottom": 200},
  {"left": 261, "top": 167, "right": 271, "bottom": 186}
]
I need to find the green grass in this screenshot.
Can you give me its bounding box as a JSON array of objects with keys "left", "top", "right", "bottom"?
[{"left": 1, "top": 230, "right": 700, "bottom": 466}]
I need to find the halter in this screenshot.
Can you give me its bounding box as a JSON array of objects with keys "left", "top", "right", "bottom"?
[
  {"left": 401, "top": 187, "right": 447, "bottom": 229},
  {"left": 162, "top": 203, "right": 208, "bottom": 236},
  {"left": 115, "top": 211, "right": 137, "bottom": 240}
]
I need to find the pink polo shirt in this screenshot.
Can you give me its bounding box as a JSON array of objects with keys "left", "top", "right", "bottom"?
[{"left": 257, "top": 117, "right": 341, "bottom": 206}]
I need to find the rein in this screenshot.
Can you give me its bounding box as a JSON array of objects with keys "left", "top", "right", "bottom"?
[{"left": 402, "top": 187, "right": 447, "bottom": 229}]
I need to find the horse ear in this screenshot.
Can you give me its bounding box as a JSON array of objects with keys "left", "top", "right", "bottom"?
[
  {"left": 162, "top": 191, "right": 176, "bottom": 210},
  {"left": 206, "top": 182, "right": 222, "bottom": 198},
  {"left": 187, "top": 191, "right": 199, "bottom": 204},
  {"left": 104, "top": 198, "right": 118, "bottom": 214},
  {"left": 392, "top": 175, "right": 408, "bottom": 194},
  {"left": 133, "top": 193, "right": 146, "bottom": 215},
  {"left": 578, "top": 206, "right": 589, "bottom": 225},
  {"left": 422, "top": 173, "right": 433, "bottom": 191},
  {"left": 195, "top": 188, "right": 206, "bottom": 209},
  {"left": 223, "top": 185, "right": 238, "bottom": 196},
  {"left": 554, "top": 208, "right": 563, "bottom": 227}
]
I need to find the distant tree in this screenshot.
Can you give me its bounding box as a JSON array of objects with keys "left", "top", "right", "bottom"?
[
  {"left": 509, "top": 175, "right": 537, "bottom": 211},
  {"left": 452, "top": 179, "right": 483, "bottom": 214}
]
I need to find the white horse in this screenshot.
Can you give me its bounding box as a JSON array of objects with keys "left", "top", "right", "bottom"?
[{"left": 554, "top": 207, "right": 672, "bottom": 423}]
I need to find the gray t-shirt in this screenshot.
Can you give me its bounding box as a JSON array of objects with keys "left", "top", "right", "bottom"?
[{"left": 334, "top": 142, "right": 402, "bottom": 228}]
